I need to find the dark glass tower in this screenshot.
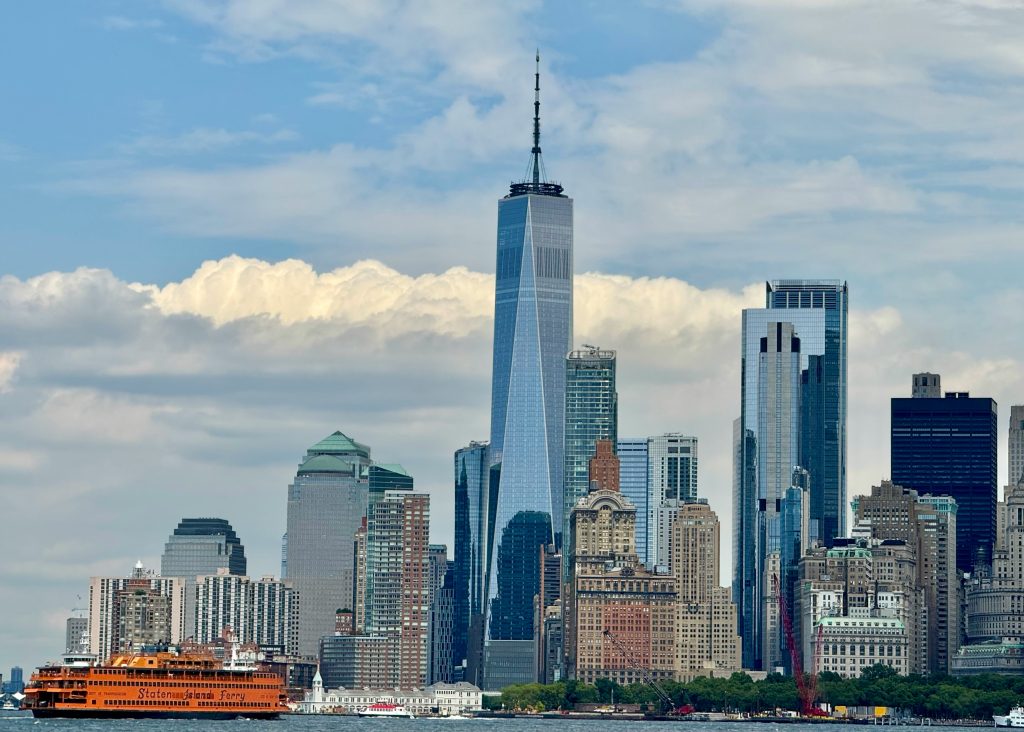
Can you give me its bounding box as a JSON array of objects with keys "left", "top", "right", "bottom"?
[
  {"left": 485, "top": 55, "right": 572, "bottom": 689},
  {"left": 891, "top": 389, "right": 997, "bottom": 571},
  {"left": 454, "top": 440, "right": 489, "bottom": 676}
]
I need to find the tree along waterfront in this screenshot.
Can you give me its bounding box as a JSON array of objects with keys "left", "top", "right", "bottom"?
[{"left": 488, "top": 665, "right": 1024, "bottom": 719}]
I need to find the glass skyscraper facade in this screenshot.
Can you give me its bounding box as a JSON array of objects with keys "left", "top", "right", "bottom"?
[
  {"left": 617, "top": 438, "right": 650, "bottom": 566},
  {"left": 733, "top": 279, "right": 847, "bottom": 670},
  {"left": 160, "top": 517, "right": 247, "bottom": 641},
  {"left": 891, "top": 391, "right": 997, "bottom": 571},
  {"left": 454, "top": 441, "right": 489, "bottom": 676},
  {"left": 766, "top": 280, "right": 848, "bottom": 547},
  {"left": 563, "top": 347, "right": 617, "bottom": 567},
  {"left": 484, "top": 58, "right": 573, "bottom": 689},
  {"left": 161, "top": 518, "right": 247, "bottom": 577}
]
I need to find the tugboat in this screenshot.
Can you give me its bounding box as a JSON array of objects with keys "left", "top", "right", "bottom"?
[
  {"left": 22, "top": 644, "right": 288, "bottom": 719},
  {"left": 994, "top": 706, "right": 1024, "bottom": 727},
  {"left": 358, "top": 701, "right": 416, "bottom": 718}
]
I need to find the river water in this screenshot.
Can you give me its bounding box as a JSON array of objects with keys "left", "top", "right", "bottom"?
[{"left": 0, "top": 715, "right": 978, "bottom": 732}]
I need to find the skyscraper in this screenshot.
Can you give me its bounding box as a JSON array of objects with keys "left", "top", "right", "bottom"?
[
  {"left": 160, "top": 517, "right": 247, "bottom": 641},
  {"left": 671, "top": 501, "right": 742, "bottom": 680},
  {"left": 1010, "top": 405, "right": 1024, "bottom": 485},
  {"left": 563, "top": 346, "right": 617, "bottom": 565},
  {"left": 648, "top": 434, "right": 699, "bottom": 568},
  {"left": 734, "top": 279, "right": 848, "bottom": 670},
  {"left": 285, "top": 431, "right": 373, "bottom": 657},
  {"left": 892, "top": 384, "right": 997, "bottom": 571},
  {"left": 88, "top": 562, "right": 185, "bottom": 659},
  {"left": 194, "top": 572, "right": 298, "bottom": 655},
  {"left": 365, "top": 491, "right": 431, "bottom": 689},
  {"left": 617, "top": 438, "right": 650, "bottom": 565},
  {"left": 161, "top": 518, "right": 247, "bottom": 577},
  {"left": 766, "top": 280, "right": 848, "bottom": 548},
  {"left": 484, "top": 55, "right": 573, "bottom": 689},
  {"left": 453, "top": 440, "right": 489, "bottom": 680}
]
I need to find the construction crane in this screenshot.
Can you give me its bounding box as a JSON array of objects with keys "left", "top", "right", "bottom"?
[
  {"left": 602, "top": 628, "right": 680, "bottom": 715},
  {"left": 772, "top": 573, "right": 824, "bottom": 717}
]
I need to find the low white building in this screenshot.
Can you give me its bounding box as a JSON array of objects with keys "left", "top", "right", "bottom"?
[
  {"left": 297, "top": 669, "right": 482, "bottom": 716},
  {"left": 816, "top": 616, "right": 908, "bottom": 678}
]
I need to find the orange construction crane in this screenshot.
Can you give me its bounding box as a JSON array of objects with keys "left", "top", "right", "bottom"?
[{"left": 772, "top": 572, "right": 824, "bottom": 717}]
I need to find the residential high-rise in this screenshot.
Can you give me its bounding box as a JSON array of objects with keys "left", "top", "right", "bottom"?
[
  {"left": 352, "top": 518, "right": 368, "bottom": 633},
  {"left": 453, "top": 440, "right": 489, "bottom": 679},
  {"left": 734, "top": 279, "right": 848, "bottom": 670},
  {"left": 65, "top": 616, "right": 88, "bottom": 653},
  {"left": 617, "top": 438, "right": 650, "bottom": 565},
  {"left": 648, "top": 434, "right": 698, "bottom": 567},
  {"left": 286, "top": 431, "right": 375, "bottom": 656},
  {"left": 88, "top": 562, "right": 185, "bottom": 659},
  {"left": 1010, "top": 405, "right": 1024, "bottom": 485},
  {"left": 365, "top": 491, "right": 431, "bottom": 689},
  {"left": 485, "top": 56, "right": 573, "bottom": 689},
  {"left": 193, "top": 571, "right": 298, "bottom": 655},
  {"left": 563, "top": 346, "right": 617, "bottom": 564},
  {"left": 891, "top": 384, "right": 997, "bottom": 570},
  {"left": 160, "top": 517, "right": 247, "bottom": 641}
]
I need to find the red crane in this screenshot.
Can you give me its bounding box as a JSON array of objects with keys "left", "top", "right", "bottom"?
[
  {"left": 602, "top": 629, "right": 689, "bottom": 715},
  {"left": 772, "top": 573, "right": 824, "bottom": 717}
]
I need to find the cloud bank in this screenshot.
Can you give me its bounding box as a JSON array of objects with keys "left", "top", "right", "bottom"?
[{"left": 3, "top": 255, "right": 1022, "bottom": 673}]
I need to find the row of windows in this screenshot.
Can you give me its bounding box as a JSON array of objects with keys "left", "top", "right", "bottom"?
[{"left": 90, "top": 680, "right": 274, "bottom": 689}]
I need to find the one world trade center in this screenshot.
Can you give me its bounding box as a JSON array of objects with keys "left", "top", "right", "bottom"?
[{"left": 483, "top": 54, "right": 573, "bottom": 690}]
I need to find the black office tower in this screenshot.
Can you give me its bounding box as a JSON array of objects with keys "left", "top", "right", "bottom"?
[{"left": 891, "top": 381, "right": 997, "bottom": 572}]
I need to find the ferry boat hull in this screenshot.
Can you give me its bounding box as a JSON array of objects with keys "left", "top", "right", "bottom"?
[
  {"left": 31, "top": 708, "right": 280, "bottom": 720},
  {"left": 23, "top": 648, "right": 288, "bottom": 721}
]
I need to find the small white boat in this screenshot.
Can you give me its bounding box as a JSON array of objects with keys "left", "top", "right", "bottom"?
[
  {"left": 358, "top": 702, "right": 415, "bottom": 719},
  {"left": 994, "top": 706, "right": 1024, "bottom": 727}
]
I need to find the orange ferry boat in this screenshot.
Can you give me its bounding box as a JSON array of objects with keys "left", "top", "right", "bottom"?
[{"left": 23, "top": 648, "right": 288, "bottom": 719}]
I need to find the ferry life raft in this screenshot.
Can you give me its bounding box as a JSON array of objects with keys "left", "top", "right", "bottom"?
[{"left": 22, "top": 649, "right": 288, "bottom": 719}]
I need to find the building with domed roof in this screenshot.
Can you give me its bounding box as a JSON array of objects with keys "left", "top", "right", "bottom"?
[{"left": 284, "top": 431, "right": 412, "bottom": 657}]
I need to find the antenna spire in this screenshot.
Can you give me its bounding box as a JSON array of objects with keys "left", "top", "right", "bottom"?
[
  {"left": 532, "top": 50, "right": 541, "bottom": 185},
  {"left": 508, "top": 50, "right": 563, "bottom": 197}
]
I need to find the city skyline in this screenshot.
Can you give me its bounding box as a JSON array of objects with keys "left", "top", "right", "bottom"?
[{"left": 4, "top": 1, "right": 1024, "bottom": 678}]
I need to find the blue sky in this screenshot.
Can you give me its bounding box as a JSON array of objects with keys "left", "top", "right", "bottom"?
[
  {"left": 1, "top": 1, "right": 716, "bottom": 282},
  {"left": 2, "top": 0, "right": 1024, "bottom": 675}
]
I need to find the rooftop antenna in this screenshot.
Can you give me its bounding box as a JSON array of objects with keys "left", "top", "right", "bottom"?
[
  {"left": 532, "top": 49, "right": 542, "bottom": 185},
  {"left": 509, "top": 50, "right": 562, "bottom": 197}
]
